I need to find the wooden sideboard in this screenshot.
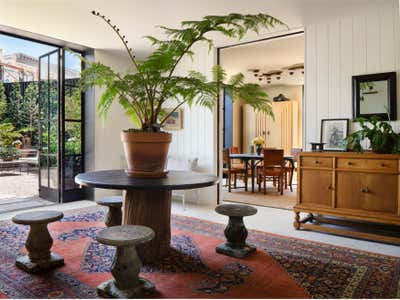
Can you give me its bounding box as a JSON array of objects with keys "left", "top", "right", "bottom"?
[{"left": 295, "top": 152, "right": 400, "bottom": 243}]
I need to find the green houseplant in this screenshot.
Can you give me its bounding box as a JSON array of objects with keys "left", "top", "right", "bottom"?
[
  {"left": 81, "top": 11, "right": 285, "bottom": 177},
  {"left": 0, "top": 123, "right": 22, "bottom": 161},
  {"left": 344, "top": 116, "right": 400, "bottom": 154}
]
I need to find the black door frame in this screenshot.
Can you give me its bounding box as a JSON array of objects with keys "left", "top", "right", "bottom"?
[
  {"left": 0, "top": 31, "right": 87, "bottom": 203},
  {"left": 216, "top": 30, "right": 305, "bottom": 204}
]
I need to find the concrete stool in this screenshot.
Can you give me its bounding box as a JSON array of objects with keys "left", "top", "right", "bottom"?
[
  {"left": 96, "top": 196, "right": 122, "bottom": 227},
  {"left": 96, "top": 225, "right": 156, "bottom": 298},
  {"left": 12, "top": 210, "right": 64, "bottom": 273},
  {"left": 215, "top": 204, "right": 257, "bottom": 258}
]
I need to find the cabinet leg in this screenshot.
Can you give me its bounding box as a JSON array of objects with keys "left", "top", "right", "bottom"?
[{"left": 293, "top": 212, "right": 300, "bottom": 230}]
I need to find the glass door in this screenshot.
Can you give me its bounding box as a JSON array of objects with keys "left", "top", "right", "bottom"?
[
  {"left": 38, "top": 49, "right": 61, "bottom": 202},
  {"left": 38, "top": 49, "right": 85, "bottom": 203}
]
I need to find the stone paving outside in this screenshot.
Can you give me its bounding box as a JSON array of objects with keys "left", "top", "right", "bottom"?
[{"left": 0, "top": 171, "right": 53, "bottom": 213}]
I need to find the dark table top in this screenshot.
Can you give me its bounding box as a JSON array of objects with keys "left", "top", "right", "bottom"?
[
  {"left": 75, "top": 170, "right": 219, "bottom": 191},
  {"left": 230, "top": 153, "right": 294, "bottom": 161}
]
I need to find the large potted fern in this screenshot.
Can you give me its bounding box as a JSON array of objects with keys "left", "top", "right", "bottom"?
[{"left": 81, "top": 11, "right": 284, "bottom": 178}]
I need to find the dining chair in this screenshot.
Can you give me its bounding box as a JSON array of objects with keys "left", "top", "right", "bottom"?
[
  {"left": 257, "top": 148, "right": 289, "bottom": 195},
  {"left": 222, "top": 149, "right": 247, "bottom": 192}
]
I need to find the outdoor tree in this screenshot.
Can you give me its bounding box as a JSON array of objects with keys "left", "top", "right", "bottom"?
[
  {"left": 0, "top": 81, "right": 7, "bottom": 121},
  {"left": 7, "top": 82, "right": 23, "bottom": 129},
  {"left": 20, "top": 82, "right": 39, "bottom": 136}
]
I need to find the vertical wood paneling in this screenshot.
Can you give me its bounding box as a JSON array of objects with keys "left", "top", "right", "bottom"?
[
  {"left": 305, "top": 25, "right": 318, "bottom": 147},
  {"left": 352, "top": 15, "right": 367, "bottom": 75},
  {"left": 328, "top": 20, "right": 340, "bottom": 118},
  {"left": 305, "top": 0, "right": 400, "bottom": 144},
  {"left": 340, "top": 18, "right": 353, "bottom": 119},
  {"left": 168, "top": 42, "right": 215, "bottom": 172}
]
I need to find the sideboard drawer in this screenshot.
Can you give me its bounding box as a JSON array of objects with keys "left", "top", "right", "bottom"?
[
  {"left": 301, "top": 157, "right": 333, "bottom": 168},
  {"left": 337, "top": 158, "right": 398, "bottom": 172},
  {"left": 364, "top": 159, "right": 398, "bottom": 172}
]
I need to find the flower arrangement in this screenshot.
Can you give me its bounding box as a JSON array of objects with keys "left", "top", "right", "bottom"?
[
  {"left": 252, "top": 136, "right": 265, "bottom": 146},
  {"left": 252, "top": 136, "right": 265, "bottom": 155}
]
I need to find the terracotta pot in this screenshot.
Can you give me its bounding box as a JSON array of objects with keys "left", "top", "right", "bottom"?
[{"left": 121, "top": 131, "right": 172, "bottom": 178}]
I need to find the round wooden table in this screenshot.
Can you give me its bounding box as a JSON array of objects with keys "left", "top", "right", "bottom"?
[{"left": 75, "top": 170, "right": 219, "bottom": 262}]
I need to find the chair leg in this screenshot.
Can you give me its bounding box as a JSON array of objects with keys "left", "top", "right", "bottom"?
[
  {"left": 228, "top": 173, "right": 231, "bottom": 192},
  {"left": 258, "top": 175, "right": 261, "bottom": 192},
  {"left": 234, "top": 173, "right": 237, "bottom": 189},
  {"left": 263, "top": 176, "right": 267, "bottom": 195},
  {"left": 285, "top": 171, "right": 288, "bottom": 189},
  {"left": 244, "top": 172, "right": 248, "bottom": 191},
  {"left": 280, "top": 175, "right": 284, "bottom": 195}
]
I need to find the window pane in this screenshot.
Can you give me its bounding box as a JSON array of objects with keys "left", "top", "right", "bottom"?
[
  {"left": 65, "top": 121, "right": 81, "bottom": 155},
  {"left": 64, "top": 155, "right": 83, "bottom": 190},
  {"left": 65, "top": 85, "right": 81, "bottom": 120}
]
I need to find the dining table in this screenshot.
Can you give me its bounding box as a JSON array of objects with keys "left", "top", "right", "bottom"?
[{"left": 229, "top": 153, "right": 295, "bottom": 193}]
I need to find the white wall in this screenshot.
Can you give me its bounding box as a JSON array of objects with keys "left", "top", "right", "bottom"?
[
  {"left": 91, "top": 49, "right": 133, "bottom": 199},
  {"left": 304, "top": 0, "right": 400, "bottom": 149},
  {"left": 166, "top": 43, "right": 218, "bottom": 204}
]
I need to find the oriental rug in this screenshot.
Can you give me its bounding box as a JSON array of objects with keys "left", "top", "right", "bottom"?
[{"left": 0, "top": 206, "right": 399, "bottom": 298}]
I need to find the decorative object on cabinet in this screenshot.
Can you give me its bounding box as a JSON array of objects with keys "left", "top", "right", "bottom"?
[
  {"left": 294, "top": 151, "right": 400, "bottom": 244},
  {"left": 164, "top": 108, "right": 183, "bottom": 130},
  {"left": 344, "top": 116, "right": 400, "bottom": 154},
  {"left": 320, "top": 119, "right": 349, "bottom": 151},
  {"left": 273, "top": 94, "right": 290, "bottom": 102},
  {"left": 352, "top": 72, "right": 397, "bottom": 120},
  {"left": 309, "top": 142, "right": 325, "bottom": 151}
]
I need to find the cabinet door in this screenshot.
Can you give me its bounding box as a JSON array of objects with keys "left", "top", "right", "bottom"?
[
  {"left": 336, "top": 172, "right": 398, "bottom": 214},
  {"left": 300, "top": 169, "right": 333, "bottom": 207}
]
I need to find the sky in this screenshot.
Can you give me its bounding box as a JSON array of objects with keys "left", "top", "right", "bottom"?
[{"left": 0, "top": 33, "right": 81, "bottom": 72}]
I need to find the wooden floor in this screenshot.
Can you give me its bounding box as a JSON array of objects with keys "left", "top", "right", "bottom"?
[{"left": 222, "top": 184, "right": 296, "bottom": 210}]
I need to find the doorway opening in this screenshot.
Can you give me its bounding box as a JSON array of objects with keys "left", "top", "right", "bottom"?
[
  {"left": 218, "top": 32, "right": 304, "bottom": 209},
  {"left": 0, "top": 33, "right": 85, "bottom": 213}
]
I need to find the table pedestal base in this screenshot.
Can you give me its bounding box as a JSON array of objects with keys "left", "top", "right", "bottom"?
[
  {"left": 97, "top": 278, "right": 155, "bottom": 299},
  {"left": 123, "top": 189, "right": 171, "bottom": 263}
]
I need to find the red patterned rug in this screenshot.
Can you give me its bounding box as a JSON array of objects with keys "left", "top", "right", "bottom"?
[{"left": 0, "top": 206, "right": 399, "bottom": 298}]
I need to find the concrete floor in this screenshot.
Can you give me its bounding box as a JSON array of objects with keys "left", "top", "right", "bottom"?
[{"left": 0, "top": 198, "right": 398, "bottom": 257}]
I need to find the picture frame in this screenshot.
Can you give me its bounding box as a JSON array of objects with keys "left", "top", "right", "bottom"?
[
  {"left": 320, "top": 119, "right": 349, "bottom": 151},
  {"left": 164, "top": 109, "right": 183, "bottom": 130},
  {"left": 352, "top": 72, "right": 397, "bottom": 120}
]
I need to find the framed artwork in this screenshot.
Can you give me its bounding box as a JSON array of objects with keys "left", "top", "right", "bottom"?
[
  {"left": 352, "top": 72, "right": 397, "bottom": 120},
  {"left": 164, "top": 109, "right": 183, "bottom": 130},
  {"left": 320, "top": 119, "right": 349, "bottom": 151}
]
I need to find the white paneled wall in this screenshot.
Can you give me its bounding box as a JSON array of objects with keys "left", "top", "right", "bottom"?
[
  {"left": 304, "top": 0, "right": 400, "bottom": 149},
  {"left": 166, "top": 42, "right": 217, "bottom": 204},
  {"left": 167, "top": 42, "right": 215, "bottom": 173}
]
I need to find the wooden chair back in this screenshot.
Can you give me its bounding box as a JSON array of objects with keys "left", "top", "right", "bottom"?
[
  {"left": 230, "top": 146, "right": 240, "bottom": 154},
  {"left": 223, "top": 149, "right": 231, "bottom": 170},
  {"left": 263, "top": 148, "right": 284, "bottom": 168}
]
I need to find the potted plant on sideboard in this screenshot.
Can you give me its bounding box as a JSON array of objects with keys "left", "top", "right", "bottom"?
[
  {"left": 344, "top": 116, "right": 400, "bottom": 154},
  {"left": 81, "top": 11, "right": 285, "bottom": 178}
]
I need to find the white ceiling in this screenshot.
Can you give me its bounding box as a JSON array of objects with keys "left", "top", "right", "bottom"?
[
  {"left": 220, "top": 34, "right": 304, "bottom": 85},
  {"left": 0, "top": 0, "right": 391, "bottom": 59}
]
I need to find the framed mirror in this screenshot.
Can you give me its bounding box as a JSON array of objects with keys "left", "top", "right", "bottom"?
[{"left": 352, "top": 72, "right": 397, "bottom": 120}]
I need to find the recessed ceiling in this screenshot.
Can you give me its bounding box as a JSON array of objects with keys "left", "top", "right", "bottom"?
[{"left": 220, "top": 33, "right": 304, "bottom": 86}]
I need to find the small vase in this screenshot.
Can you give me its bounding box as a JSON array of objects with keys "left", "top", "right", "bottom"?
[{"left": 256, "top": 145, "right": 262, "bottom": 155}]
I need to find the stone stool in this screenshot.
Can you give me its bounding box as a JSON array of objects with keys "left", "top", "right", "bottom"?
[
  {"left": 96, "top": 196, "right": 122, "bottom": 227},
  {"left": 215, "top": 204, "right": 257, "bottom": 258},
  {"left": 12, "top": 210, "right": 64, "bottom": 273},
  {"left": 96, "top": 225, "right": 156, "bottom": 298}
]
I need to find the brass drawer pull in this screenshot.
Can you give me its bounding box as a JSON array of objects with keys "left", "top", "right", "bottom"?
[
  {"left": 328, "top": 185, "right": 334, "bottom": 190},
  {"left": 315, "top": 160, "right": 320, "bottom": 164},
  {"left": 347, "top": 161, "right": 353, "bottom": 166},
  {"left": 381, "top": 163, "right": 386, "bottom": 167},
  {"left": 360, "top": 188, "right": 370, "bottom": 193}
]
